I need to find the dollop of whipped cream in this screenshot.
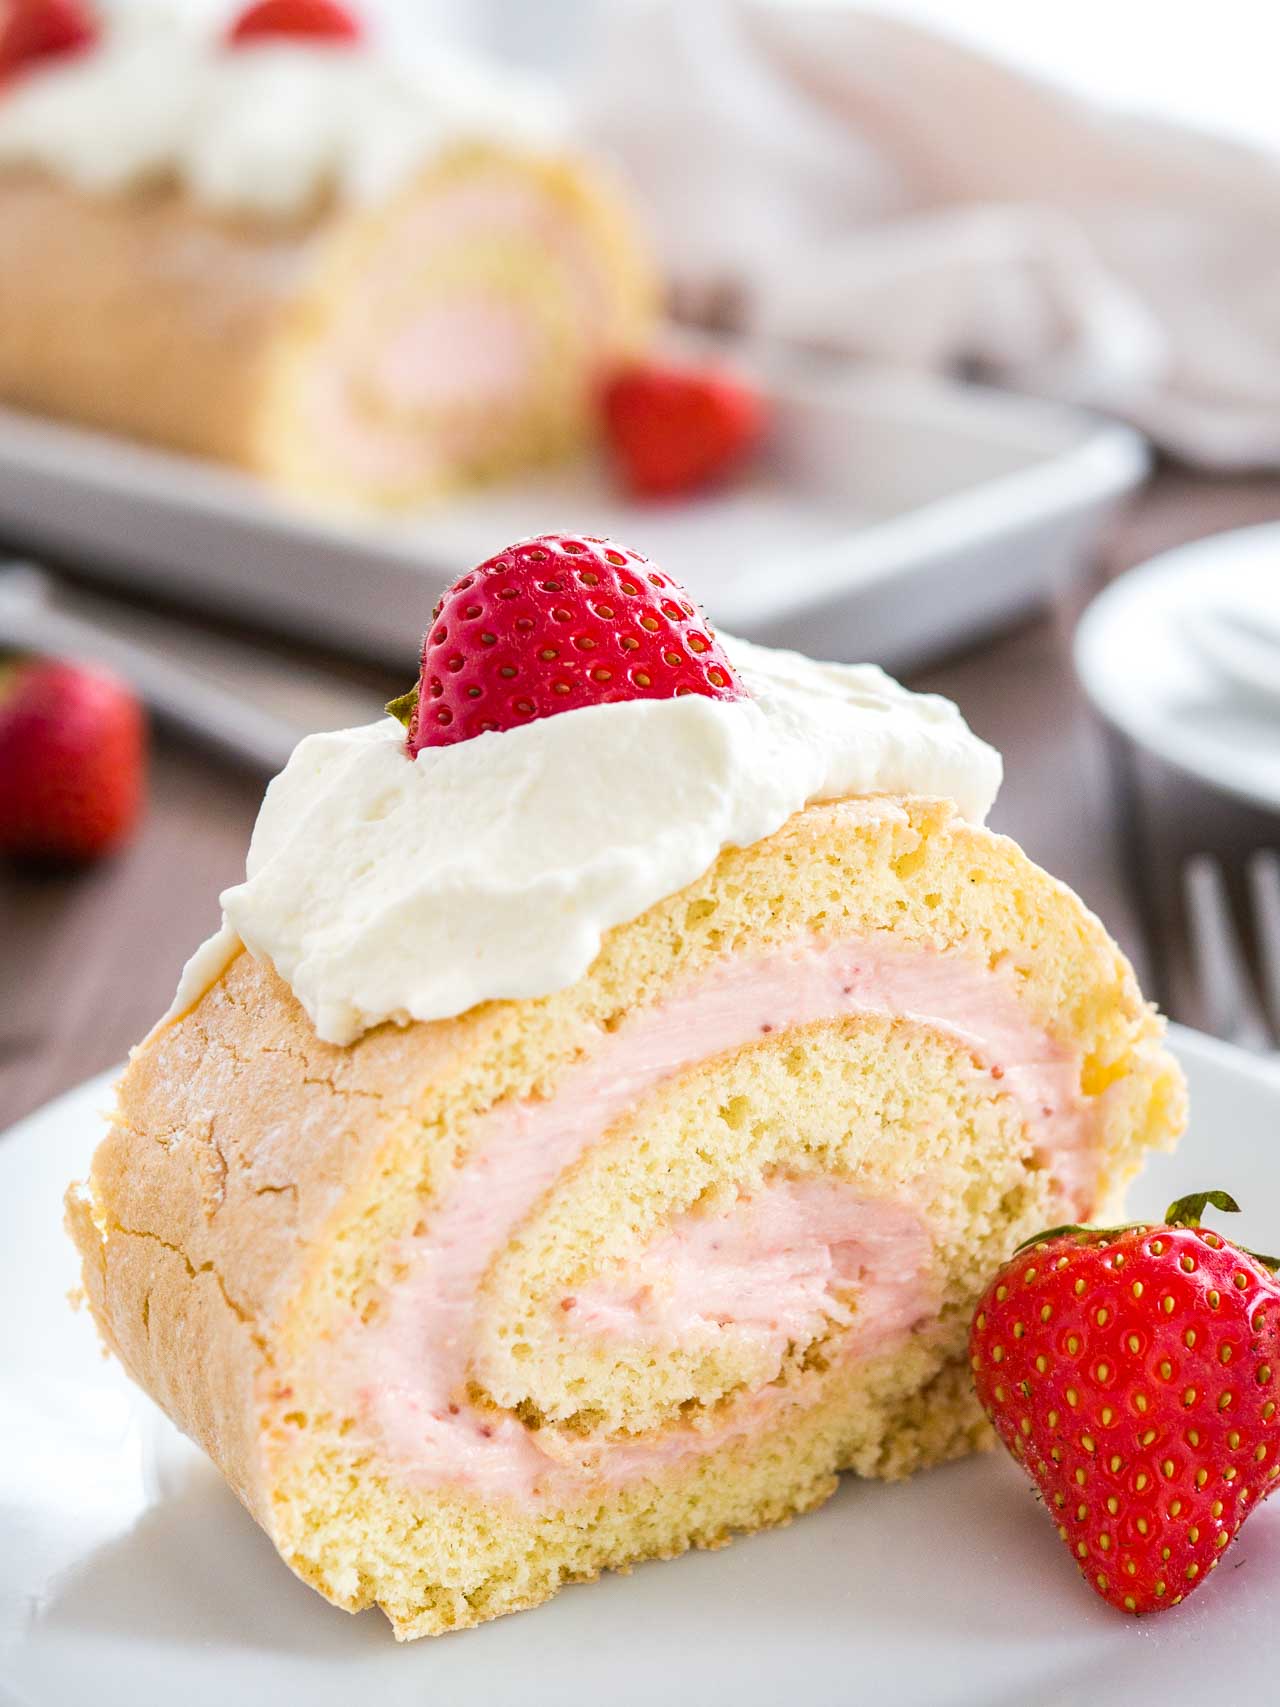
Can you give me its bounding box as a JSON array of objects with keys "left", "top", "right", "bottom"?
[
  {"left": 171, "top": 637, "right": 1002, "bottom": 1045},
  {"left": 0, "top": 4, "right": 560, "bottom": 218}
]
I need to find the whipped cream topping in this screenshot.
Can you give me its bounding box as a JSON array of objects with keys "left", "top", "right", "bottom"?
[
  {"left": 171, "top": 636, "right": 1002, "bottom": 1044},
  {"left": 0, "top": 6, "right": 560, "bottom": 218}
]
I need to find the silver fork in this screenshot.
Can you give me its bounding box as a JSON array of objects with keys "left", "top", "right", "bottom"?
[{"left": 1184, "top": 850, "right": 1280, "bottom": 1051}]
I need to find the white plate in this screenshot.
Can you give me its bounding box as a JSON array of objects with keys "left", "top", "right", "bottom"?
[
  {"left": 1074, "top": 523, "right": 1280, "bottom": 813},
  {"left": 3, "top": 1026, "right": 1279, "bottom": 1707},
  {"left": 1192, "top": 605, "right": 1280, "bottom": 717},
  {"left": 0, "top": 367, "right": 1145, "bottom": 672}
]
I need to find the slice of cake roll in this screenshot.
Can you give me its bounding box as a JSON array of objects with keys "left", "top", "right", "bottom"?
[
  {"left": 0, "top": 4, "right": 653, "bottom": 506},
  {"left": 66, "top": 535, "right": 1186, "bottom": 1638}
]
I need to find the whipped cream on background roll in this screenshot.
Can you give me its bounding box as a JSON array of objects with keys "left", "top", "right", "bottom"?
[
  {"left": 0, "top": 4, "right": 561, "bottom": 219},
  {"left": 173, "top": 637, "right": 1002, "bottom": 1044}
]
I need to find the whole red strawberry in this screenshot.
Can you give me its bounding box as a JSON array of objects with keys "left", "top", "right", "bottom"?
[
  {"left": 226, "top": 0, "right": 362, "bottom": 46},
  {"left": 0, "top": 0, "right": 98, "bottom": 82},
  {"left": 971, "top": 1190, "right": 1280, "bottom": 1615},
  {"left": 387, "top": 535, "right": 746, "bottom": 752},
  {"left": 601, "top": 362, "right": 767, "bottom": 499},
  {"left": 0, "top": 657, "right": 146, "bottom": 862}
]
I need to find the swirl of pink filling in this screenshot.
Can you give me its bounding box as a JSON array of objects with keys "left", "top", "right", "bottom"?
[
  {"left": 319, "top": 938, "right": 1094, "bottom": 1504},
  {"left": 307, "top": 175, "right": 618, "bottom": 486}
]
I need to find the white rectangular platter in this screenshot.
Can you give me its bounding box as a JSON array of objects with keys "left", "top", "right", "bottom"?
[{"left": 0, "top": 365, "right": 1146, "bottom": 671}]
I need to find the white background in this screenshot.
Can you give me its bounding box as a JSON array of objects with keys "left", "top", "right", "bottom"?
[
  {"left": 864, "top": 0, "right": 1280, "bottom": 148},
  {"left": 147, "top": 0, "right": 1280, "bottom": 150},
  {"left": 369, "top": 0, "right": 1280, "bottom": 151}
]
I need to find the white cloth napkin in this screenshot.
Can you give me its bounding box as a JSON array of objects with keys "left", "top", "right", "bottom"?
[{"left": 580, "top": 1, "right": 1280, "bottom": 468}]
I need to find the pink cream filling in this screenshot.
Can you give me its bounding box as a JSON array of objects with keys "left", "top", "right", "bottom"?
[
  {"left": 319, "top": 937, "right": 1094, "bottom": 1505},
  {"left": 305, "top": 177, "right": 612, "bottom": 483},
  {"left": 565, "top": 1178, "right": 933, "bottom": 1365}
]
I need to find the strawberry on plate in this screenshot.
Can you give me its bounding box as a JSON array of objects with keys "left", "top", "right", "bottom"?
[
  {"left": 600, "top": 361, "right": 768, "bottom": 500},
  {"left": 0, "top": 657, "right": 146, "bottom": 863},
  {"left": 971, "top": 1189, "right": 1280, "bottom": 1615},
  {"left": 0, "top": 0, "right": 98, "bottom": 81},
  {"left": 387, "top": 533, "right": 746, "bottom": 752},
  {"left": 226, "top": 0, "right": 362, "bottom": 46}
]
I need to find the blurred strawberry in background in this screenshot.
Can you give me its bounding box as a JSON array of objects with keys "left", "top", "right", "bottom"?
[
  {"left": 225, "top": 0, "right": 363, "bottom": 47},
  {"left": 0, "top": 0, "right": 98, "bottom": 82},
  {"left": 600, "top": 360, "right": 768, "bottom": 499},
  {"left": 0, "top": 658, "right": 146, "bottom": 864}
]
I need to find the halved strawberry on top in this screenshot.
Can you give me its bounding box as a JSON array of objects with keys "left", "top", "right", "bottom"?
[{"left": 387, "top": 534, "right": 747, "bottom": 752}]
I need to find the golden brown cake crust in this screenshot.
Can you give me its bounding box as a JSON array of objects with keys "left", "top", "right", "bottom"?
[{"left": 69, "top": 939, "right": 492, "bottom": 1518}]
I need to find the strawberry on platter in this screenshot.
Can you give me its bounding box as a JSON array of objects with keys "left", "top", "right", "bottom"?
[
  {"left": 971, "top": 1189, "right": 1280, "bottom": 1615},
  {"left": 600, "top": 361, "right": 767, "bottom": 500}
]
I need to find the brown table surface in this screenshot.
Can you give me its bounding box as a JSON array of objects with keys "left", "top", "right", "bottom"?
[{"left": 3, "top": 466, "right": 1279, "bottom": 1130}]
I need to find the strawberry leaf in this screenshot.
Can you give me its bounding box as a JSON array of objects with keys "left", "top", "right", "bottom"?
[
  {"left": 1162, "top": 1190, "right": 1280, "bottom": 1271},
  {"left": 385, "top": 685, "right": 418, "bottom": 730},
  {"left": 1164, "top": 1189, "right": 1241, "bottom": 1228}
]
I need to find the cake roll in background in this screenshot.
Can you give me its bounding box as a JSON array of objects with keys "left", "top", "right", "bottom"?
[{"left": 0, "top": 1, "right": 655, "bottom": 507}]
